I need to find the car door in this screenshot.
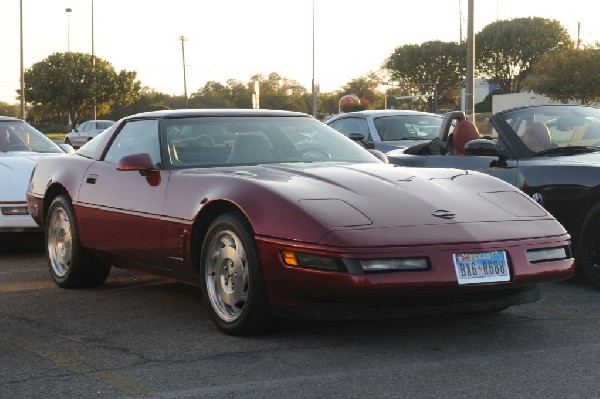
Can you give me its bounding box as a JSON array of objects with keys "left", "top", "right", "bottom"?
[
  {"left": 76, "top": 118, "right": 170, "bottom": 267},
  {"left": 73, "top": 122, "right": 87, "bottom": 146}
]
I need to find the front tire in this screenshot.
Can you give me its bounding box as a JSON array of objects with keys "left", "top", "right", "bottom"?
[
  {"left": 46, "top": 195, "right": 111, "bottom": 288},
  {"left": 200, "top": 212, "right": 281, "bottom": 335},
  {"left": 575, "top": 203, "right": 600, "bottom": 288}
]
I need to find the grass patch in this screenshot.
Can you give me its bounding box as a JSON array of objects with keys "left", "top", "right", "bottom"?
[{"left": 46, "top": 133, "right": 66, "bottom": 140}]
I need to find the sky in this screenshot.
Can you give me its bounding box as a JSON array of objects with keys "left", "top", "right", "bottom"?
[{"left": 1, "top": 0, "right": 599, "bottom": 104}]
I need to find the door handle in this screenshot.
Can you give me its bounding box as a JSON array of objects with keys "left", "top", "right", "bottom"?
[{"left": 86, "top": 174, "right": 98, "bottom": 184}]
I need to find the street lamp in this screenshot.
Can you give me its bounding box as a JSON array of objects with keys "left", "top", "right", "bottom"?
[
  {"left": 66, "top": 8, "right": 72, "bottom": 52},
  {"left": 91, "top": 0, "right": 97, "bottom": 119},
  {"left": 311, "top": 0, "right": 317, "bottom": 118},
  {"left": 179, "top": 35, "right": 188, "bottom": 109},
  {"left": 19, "top": 0, "right": 26, "bottom": 120}
]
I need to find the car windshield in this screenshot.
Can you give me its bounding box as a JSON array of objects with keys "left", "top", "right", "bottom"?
[
  {"left": 497, "top": 105, "right": 600, "bottom": 154},
  {"left": 373, "top": 115, "right": 442, "bottom": 141},
  {"left": 96, "top": 121, "right": 114, "bottom": 129},
  {"left": 163, "top": 116, "right": 380, "bottom": 167},
  {"left": 0, "top": 121, "right": 63, "bottom": 153}
]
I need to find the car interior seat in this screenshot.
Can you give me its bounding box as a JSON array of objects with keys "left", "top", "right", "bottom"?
[
  {"left": 227, "top": 134, "right": 274, "bottom": 164},
  {"left": 522, "top": 122, "right": 554, "bottom": 152},
  {"left": 0, "top": 128, "right": 10, "bottom": 151},
  {"left": 446, "top": 120, "right": 480, "bottom": 156}
]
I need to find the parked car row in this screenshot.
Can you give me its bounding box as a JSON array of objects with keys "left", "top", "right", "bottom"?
[
  {"left": 23, "top": 108, "right": 577, "bottom": 336},
  {"left": 5, "top": 104, "right": 599, "bottom": 335}
]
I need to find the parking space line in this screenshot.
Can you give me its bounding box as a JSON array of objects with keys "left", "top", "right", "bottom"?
[
  {"left": 5, "top": 334, "right": 154, "bottom": 397},
  {"left": 0, "top": 280, "right": 57, "bottom": 293},
  {"left": 530, "top": 304, "right": 599, "bottom": 319}
]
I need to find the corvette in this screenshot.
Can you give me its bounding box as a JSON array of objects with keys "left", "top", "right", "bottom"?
[
  {"left": 27, "top": 109, "right": 574, "bottom": 335},
  {"left": 1, "top": 116, "right": 69, "bottom": 232}
]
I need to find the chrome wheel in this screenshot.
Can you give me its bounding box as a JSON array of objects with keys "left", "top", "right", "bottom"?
[
  {"left": 205, "top": 229, "right": 250, "bottom": 322},
  {"left": 47, "top": 206, "right": 73, "bottom": 278}
]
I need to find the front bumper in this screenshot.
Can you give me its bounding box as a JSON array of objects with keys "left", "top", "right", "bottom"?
[
  {"left": 0, "top": 203, "right": 40, "bottom": 232},
  {"left": 256, "top": 234, "right": 574, "bottom": 320}
]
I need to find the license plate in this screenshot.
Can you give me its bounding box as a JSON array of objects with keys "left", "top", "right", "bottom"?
[{"left": 453, "top": 250, "right": 510, "bottom": 285}]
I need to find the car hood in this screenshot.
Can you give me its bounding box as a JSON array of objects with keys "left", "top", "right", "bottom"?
[
  {"left": 176, "top": 162, "right": 562, "bottom": 246},
  {"left": 543, "top": 151, "right": 600, "bottom": 165},
  {"left": 0, "top": 153, "right": 41, "bottom": 202}
]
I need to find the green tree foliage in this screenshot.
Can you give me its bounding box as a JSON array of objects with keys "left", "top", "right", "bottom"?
[
  {"left": 23, "top": 52, "right": 141, "bottom": 129},
  {"left": 385, "top": 40, "right": 466, "bottom": 110},
  {"left": 190, "top": 79, "right": 250, "bottom": 108},
  {"left": 476, "top": 17, "right": 573, "bottom": 93},
  {"left": 526, "top": 47, "right": 600, "bottom": 105},
  {"left": 250, "top": 72, "right": 309, "bottom": 112},
  {"left": 0, "top": 102, "right": 19, "bottom": 117}
]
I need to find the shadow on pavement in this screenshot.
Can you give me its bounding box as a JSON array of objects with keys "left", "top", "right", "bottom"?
[{"left": 0, "top": 232, "right": 45, "bottom": 254}]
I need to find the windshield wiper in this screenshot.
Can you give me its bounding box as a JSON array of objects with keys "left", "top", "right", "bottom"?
[
  {"left": 393, "top": 136, "right": 428, "bottom": 141},
  {"left": 534, "top": 146, "right": 600, "bottom": 156}
]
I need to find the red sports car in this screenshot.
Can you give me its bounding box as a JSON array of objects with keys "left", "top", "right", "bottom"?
[{"left": 27, "top": 109, "right": 574, "bottom": 335}]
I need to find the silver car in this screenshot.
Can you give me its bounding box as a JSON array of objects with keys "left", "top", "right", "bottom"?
[
  {"left": 65, "top": 119, "right": 115, "bottom": 148},
  {"left": 326, "top": 110, "right": 442, "bottom": 153}
]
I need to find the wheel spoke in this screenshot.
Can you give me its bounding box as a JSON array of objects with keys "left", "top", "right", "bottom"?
[{"left": 205, "top": 228, "right": 251, "bottom": 322}]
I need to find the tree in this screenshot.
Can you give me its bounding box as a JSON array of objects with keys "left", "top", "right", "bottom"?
[
  {"left": 250, "top": 72, "right": 309, "bottom": 112},
  {"left": 476, "top": 17, "right": 573, "bottom": 93},
  {"left": 526, "top": 47, "right": 600, "bottom": 105},
  {"left": 385, "top": 40, "right": 466, "bottom": 110},
  {"left": 23, "top": 52, "right": 141, "bottom": 129},
  {"left": 337, "top": 73, "right": 382, "bottom": 111}
]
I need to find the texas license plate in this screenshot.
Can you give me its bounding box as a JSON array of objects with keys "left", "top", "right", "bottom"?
[{"left": 453, "top": 250, "right": 510, "bottom": 285}]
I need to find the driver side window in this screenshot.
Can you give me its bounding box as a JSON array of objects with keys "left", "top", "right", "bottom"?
[
  {"left": 104, "top": 119, "right": 161, "bottom": 167},
  {"left": 331, "top": 118, "right": 370, "bottom": 140}
]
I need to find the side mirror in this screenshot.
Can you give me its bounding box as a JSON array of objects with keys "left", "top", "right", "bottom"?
[
  {"left": 368, "top": 149, "right": 389, "bottom": 164},
  {"left": 464, "top": 139, "right": 498, "bottom": 156},
  {"left": 348, "top": 132, "right": 375, "bottom": 149},
  {"left": 117, "top": 153, "right": 155, "bottom": 175}
]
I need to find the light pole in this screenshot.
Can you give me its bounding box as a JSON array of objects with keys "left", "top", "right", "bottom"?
[
  {"left": 465, "top": 0, "right": 475, "bottom": 120},
  {"left": 91, "top": 0, "right": 97, "bottom": 119},
  {"left": 311, "top": 0, "right": 317, "bottom": 118},
  {"left": 179, "top": 35, "right": 188, "bottom": 109},
  {"left": 66, "top": 8, "right": 72, "bottom": 52},
  {"left": 19, "top": 0, "right": 26, "bottom": 120}
]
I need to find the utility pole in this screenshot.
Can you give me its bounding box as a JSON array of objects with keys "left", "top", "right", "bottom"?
[
  {"left": 179, "top": 35, "right": 188, "bottom": 109},
  {"left": 20, "top": 0, "right": 26, "bottom": 120},
  {"left": 91, "top": 0, "right": 97, "bottom": 119},
  {"left": 465, "top": 0, "right": 475, "bottom": 120},
  {"left": 311, "top": 0, "right": 317, "bottom": 118}
]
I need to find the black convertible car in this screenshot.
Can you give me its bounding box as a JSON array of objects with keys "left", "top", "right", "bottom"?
[{"left": 386, "top": 104, "right": 600, "bottom": 288}]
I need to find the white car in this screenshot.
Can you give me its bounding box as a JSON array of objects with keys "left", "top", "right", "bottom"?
[
  {"left": 64, "top": 119, "right": 115, "bottom": 148},
  {"left": 1, "top": 116, "right": 71, "bottom": 232}
]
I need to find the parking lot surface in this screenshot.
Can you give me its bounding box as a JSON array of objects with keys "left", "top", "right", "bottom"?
[{"left": 1, "top": 232, "right": 599, "bottom": 399}]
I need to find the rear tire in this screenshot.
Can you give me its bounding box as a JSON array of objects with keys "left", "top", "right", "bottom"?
[
  {"left": 46, "top": 195, "right": 111, "bottom": 288},
  {"left": 575, "top": 203, "right": 600, "bottom": 288},
  {"left": 199, "top": 211, "right": 283, "bottom": 335}
]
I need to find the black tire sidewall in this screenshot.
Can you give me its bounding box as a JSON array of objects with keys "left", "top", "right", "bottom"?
[
  {"left": 199, "top": 212, "right": 271, "bottom": 335},
  {"left": 575, "top": 203, "right": 600, "bottom": 287},
  {"left": 46, "top": 195, "right": 109, "bottom": 288}
]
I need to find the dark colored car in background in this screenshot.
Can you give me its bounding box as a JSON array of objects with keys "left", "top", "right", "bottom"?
[
  {"left": 27, "top": 109, "right": 574, "bottom": 335},
  {"left": 326, "top": 110, "right": 443, "bottom": 153},
  {"left": 387, "top": 104, "right": 600, "bottom": 287}
]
